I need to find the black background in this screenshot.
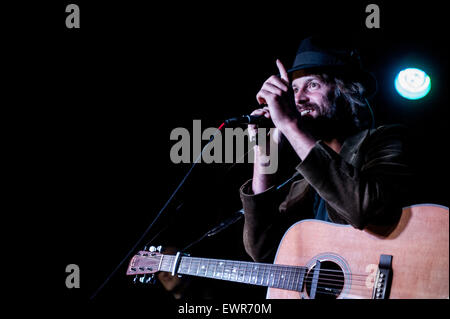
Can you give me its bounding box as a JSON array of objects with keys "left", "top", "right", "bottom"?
[{"left": 10, "top": 0, "right": 448, "bottom": 315}]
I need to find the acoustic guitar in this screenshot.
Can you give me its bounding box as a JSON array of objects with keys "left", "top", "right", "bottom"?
[{"left": 126, "top": 204, "right": 449, "bottom": 299}]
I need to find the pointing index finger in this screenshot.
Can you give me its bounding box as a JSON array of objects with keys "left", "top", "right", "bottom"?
[{"left": 276, "top": 59, "right": 289, "bottom": 83}]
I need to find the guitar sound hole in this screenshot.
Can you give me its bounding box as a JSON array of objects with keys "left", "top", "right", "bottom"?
[{"left": 305, "top": 261, "right": 344, "bottom": 299}]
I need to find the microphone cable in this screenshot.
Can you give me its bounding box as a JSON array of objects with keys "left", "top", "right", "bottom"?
[{"left": 89, "top": 121, "right": 226, "bottom": 300}]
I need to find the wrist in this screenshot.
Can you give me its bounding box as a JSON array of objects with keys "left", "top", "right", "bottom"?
[{"left": 279, "top": 121, "right": 316, "bottom": 160}]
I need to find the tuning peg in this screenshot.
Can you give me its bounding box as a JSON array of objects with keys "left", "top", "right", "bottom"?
[
  {"left": 133, "top": 275, "right": 140, "bottom": 284},
  {"left": 149, "top": 246, "right": 156, "bottom": 252},
  {"left": 144, "top": 274, "right": 156, "bottom": 284},
  {"left": 156, "top": 245, "right": 163, "bottom": 252},
  {"left": 139, "top": 274, "right": 149, "bottom": 283}
]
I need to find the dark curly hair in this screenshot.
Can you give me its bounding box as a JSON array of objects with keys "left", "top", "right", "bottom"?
[{"left": 319, "top": 73, "right": 372, "bottom": 131}]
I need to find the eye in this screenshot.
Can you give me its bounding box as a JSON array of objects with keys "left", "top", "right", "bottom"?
[
  {"left": 292, "top": 87, "right": 299, "bottom": 93},
  {"left": 308, "top": 81, "right": 320, "bottom": 90}
]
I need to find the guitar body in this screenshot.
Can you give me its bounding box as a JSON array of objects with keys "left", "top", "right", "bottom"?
[{"left": 268, "top": 204, "right": 449, "bottom": 299}]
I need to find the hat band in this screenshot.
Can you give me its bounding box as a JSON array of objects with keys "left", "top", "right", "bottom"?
[{"left": 292, "top": 51, "right": 347, "bottom": 69}]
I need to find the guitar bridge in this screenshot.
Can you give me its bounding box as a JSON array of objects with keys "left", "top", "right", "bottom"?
[{"left": 373, "top": 254, "right": 393, "bottom": 299}]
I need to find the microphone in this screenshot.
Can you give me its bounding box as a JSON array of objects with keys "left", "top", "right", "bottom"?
[
  {"left": 206, "top": 209, "right": 244, "bottom": 237},
  {"left": 224, "top": 114, "right": 273, "bottom": 127}
]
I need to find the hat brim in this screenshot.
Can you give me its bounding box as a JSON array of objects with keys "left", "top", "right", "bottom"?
[{"left": 287, "top": 64, "right": 378, "bottom": 98}]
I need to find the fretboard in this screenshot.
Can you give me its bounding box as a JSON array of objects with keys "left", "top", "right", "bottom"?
[{"left": 159, "top": 255, "right": 306, "bottom": 291}]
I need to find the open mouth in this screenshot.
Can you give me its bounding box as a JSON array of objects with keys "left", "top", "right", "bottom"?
[{"left": 299, "top": 107, "right": 316, "bottom": 116}]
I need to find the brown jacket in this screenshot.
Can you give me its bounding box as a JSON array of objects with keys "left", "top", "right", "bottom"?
[{"left": 239, "top": 125, "right": 412, "bottom": 262}]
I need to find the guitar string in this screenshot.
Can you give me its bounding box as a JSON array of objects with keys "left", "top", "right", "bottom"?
[
  {"left": 159, "top": 255, "right": 375, "bottom": 279},
  {"left": 157, "top": 256, "right": 378, "bottom": 289},
  {"left": 159, "top": 258, "right": 372, "bottom": 285},
  {"left": 159, "top": 266, "right": 374, "bottom": 298},
  {"left": 301, "top": 288, "right": 371, "bottom": 299},
  {"left": 155, "top": 257, "right": 379, "bottom": 296}
]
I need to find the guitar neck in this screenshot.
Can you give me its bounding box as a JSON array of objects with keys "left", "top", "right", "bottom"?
[{"left": 159, "top": 254, "right": 306, "bottom": 291}]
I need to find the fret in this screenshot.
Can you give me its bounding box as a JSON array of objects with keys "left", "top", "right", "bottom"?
[
  {"left": 270, "top": 266, "right": 275, "bottom": 287},
  {"left": 285, "top": 266, "right": 291, "bottom": 290},
  {"left": 213, "top": 259, "right": 218, "bottom": 278},
  {"left": 198, "top": 258, "right": 203, "bottom": 276},
  {"left": 256, "top": 266, "right": 264, "bottom": 285},
  {"left": 210, "top": 259, "right": 216, "bottom": 279},
  {"left": 291, "top": 268, "right": 296, "bottom": 290},
  {"left": 286, "top": 267, "right": 292, "bottom": 290},
  {"left": 204, "top": 259, "right": 209, "bottom": 278},
  {"left": 290, "top": 268, "right": 297, "bottom": 291},
  {"left": 280, "top": 266, "right": 287, "bottom": 289},
  {"left": 237, "top": 262, "right": 243, "bottom": 282},
  {"left": 294, "top": 267, "right": 302, "bottom": 291},
  {"left": 221, "top": 261, "right": 226, "bottom": 279},
  {"left": 159, "top": 255, "right": 168, "bottom": 272},
  {"left": 259, "top": 265, "right": 264, "bottom": 285},
  {"left": 223, "top": 262, "right": 230, "bottom": 280},
  {"left": 186, "top": 257, "right": 194, "bottom": 275},
  {"left": 275, "top": 266, "right": 281, "bottom": 288},
  {"left": 204, "top": 259, "right": 210, "bottom": 276},
  {"left": 241, "top": 262, "right": 247, "bottom": 283},
  {"left": 230, "top": 261, "right": 236, "bottom": 281},
  {"left": 230, "top": 261, "right": 236, "bottom": 280},
  {"left": 149, "top": 255, "right": 305, "bottom": 291},
  {"left": 287, "top": 268, "right": 295, "bottom": 290},
  {"left": 187, "top": 257, "right": 192, "bottom": 274},
  {"left": 195, "top": 258, "right": 202, "bottom": 276},
  {"left": 231, "top": 261, "right": 236, "bottom": 280},
  {"left": 216, "top": 261, "right": 221, "bottom": 279},
  {"left": 205, "top": 259, "right": 213, "bottom": 278},
  {"left": 254, "top": 265, "right": 260, "bottom": 285},
  {"left": 255, "top": 265, "right": 260, "bottom": 284},
  {"left": 238, "top": 262, "right": 243, "bottom": 281},
  {"left": 192, "top": 257, "right": 197, "bottom": 275},
  {"left": 298, "top": 267, "right": 305, "bottom": 291},
  {"left": 245, "top": 263, "right": 251, "bottom": 284},
  {"left": 166, "top": 255, "right": 174, "bottom": 272},
  {"left": 193, "top": 258, "right": 199, "bottom": 276},
  {"left": 260, "top": 265, "right": 266, "bottom": 285},
  {"left": 240, "top": 262, "right": 246, "bottom": 282},
  {"left": 198, "top": 258, "right": 206, "bottom": 276},
  {"left": 257, "top": 264, "right": 262, "bottom": 285},
  {"left": 216, "top": 261, "right": 223, "bottom": 279},
  {"left": 179, "top": 257, "right": 187, "bottom": 274},
  {"left": 234, "top": 262, "right": 240, "bottom": 281}
]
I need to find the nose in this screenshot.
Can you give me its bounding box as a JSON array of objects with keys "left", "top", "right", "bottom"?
[{"left": 294, "top": 87, "right": 309, "bottom": 105}]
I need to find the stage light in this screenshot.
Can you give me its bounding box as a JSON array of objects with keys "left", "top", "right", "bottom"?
[{"left": 395, "top": 68, "right": 431, "bottom": 100}]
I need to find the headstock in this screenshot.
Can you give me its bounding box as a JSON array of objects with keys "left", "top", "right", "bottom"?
[{"left": 126, "top": 247, "right": 163, "bottom": 276}]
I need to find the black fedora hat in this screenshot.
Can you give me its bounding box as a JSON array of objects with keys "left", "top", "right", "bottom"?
[{"left": 287, "top": 35, "right": 377, "bottom": 98}]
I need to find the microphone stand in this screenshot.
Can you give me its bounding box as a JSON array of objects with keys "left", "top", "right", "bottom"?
[{"left": 181, "top": 209, "right": 244, "bottom": 253}]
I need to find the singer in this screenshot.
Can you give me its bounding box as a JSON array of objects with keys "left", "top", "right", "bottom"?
[{"left": 240, "top": 35, "right": 413, "bottom": 262}]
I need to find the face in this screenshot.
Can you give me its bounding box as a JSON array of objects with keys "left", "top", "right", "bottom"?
[{"left": 291, "top": 74, "right": 337, "bottom": 120}]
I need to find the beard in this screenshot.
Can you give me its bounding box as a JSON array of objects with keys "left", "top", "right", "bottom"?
[{"left": 298, "top": 98, "right": 357, "bottom": 141}]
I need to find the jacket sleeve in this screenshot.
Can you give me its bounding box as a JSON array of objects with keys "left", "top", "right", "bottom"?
[
  {"left": 296, "top": 125, "right": 412, "bottom": 229},
  {"left": 239, "top": 177, "right": 313, "bottom": 262},
  {"left": 239, "top": 180, "right": 285, "bottom": 262}
]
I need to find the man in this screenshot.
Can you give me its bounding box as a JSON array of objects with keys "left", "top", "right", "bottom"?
[{"left": 240, "top": 36, "right": 412, "bottom": 262}]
